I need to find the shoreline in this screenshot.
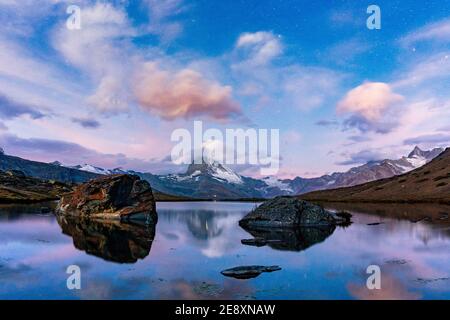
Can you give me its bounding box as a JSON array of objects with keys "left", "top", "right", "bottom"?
[
  {"left": 2, "top": 197, "right": 449, "bottom": 206},
  {"left": 299, "top": 198, "right": 450, "bottom": 205}
]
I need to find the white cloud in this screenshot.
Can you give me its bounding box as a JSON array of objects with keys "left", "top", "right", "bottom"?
[
  {"left": 53, "top": 2, "right": 133, "bottom": 70},
  {"left": 283, "top": 66, "right": 343, "bottom": 110},
  {"left": 232, "top": 64, "right": 342, "bottom": 112},
  {"left": 235, "top": 31, "right": 283, "bottom": 65},
  {"left": 401, "top": 18, "right": 450, "bottom": 45},
  {"left": 86, "top": 75, "right": 130, "bottom": 113},
  {"left": 52, "top": 2, "right": 135, "bottom": 113},
  {"left": 324, "top": 38, "right": 372, "bottom": 65},
  {"left": 0, "top": 33, "right": 86, "bottom": 114},
  {"left": 145, "top": 0, "right": 187, "bottom": 43},
  {"left": 393, "top": 52, "right": 450, "bottom": 88},
  {"left": 230, "top": 32, "right": 344, "bottom": 112}
]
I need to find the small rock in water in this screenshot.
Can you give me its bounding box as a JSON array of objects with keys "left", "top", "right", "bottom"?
[
  {"left": 221, "top": 265, "right": 281, "bottom": 280},
  {"left": 385, "top": 259, "right": 409, "bottom": 265},
  {"left": 367, "top": 222, "right": 384, "bottom": 226},
  {"left": 241, "top": 238, "right": 282, "bottom": 247},
  {"left": 415, "top": 277, "right": 450, "bottom": 284}
]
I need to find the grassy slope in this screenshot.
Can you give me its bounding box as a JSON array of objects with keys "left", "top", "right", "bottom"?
[
  {"left": 300, "top": 148, "right": 450, "bottom": 204},
  {"left": 0, "top": 171, "right": 72, "bottom": 204}
]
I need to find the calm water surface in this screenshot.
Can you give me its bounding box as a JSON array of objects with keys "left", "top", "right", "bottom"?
[{"left": 0, "top": 201, "right": 449, "bottom": 300}]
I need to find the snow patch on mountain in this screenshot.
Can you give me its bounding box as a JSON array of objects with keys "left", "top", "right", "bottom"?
[
  {"left": 404, "top": 157, "right": 427, "bottom": 171},
  {"left": 262, "top": 176, "right": 293, "bottom": 192},
  {"left": 70, "top": 164, "right": 110, "bottom": 175},
  {"left": 66, "top": 164, "right": 128, "bottom": 175},
  {"left": 210, "top": 163, "right": 243, "bottom": 184}
]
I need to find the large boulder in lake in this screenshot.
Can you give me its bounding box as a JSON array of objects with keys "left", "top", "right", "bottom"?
[
  {"left": 56, "top": 174, "right": 157, "bottom": 224},
  {"left": 239, "top": 196, "right": 350, "bottom": 228}
]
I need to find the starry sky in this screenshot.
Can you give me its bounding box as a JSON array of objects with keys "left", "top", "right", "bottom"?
[{"left": 0, "top": 0, "right": 450, "bottom": 178}]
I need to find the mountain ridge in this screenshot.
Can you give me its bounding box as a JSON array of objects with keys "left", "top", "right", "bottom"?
[
  {"left": 50, "top": 146, "right": 448, "bottom": 198},
  {"left": 300, "top": 148, "right": 450, "bottom": 204},
  {"left": 0, "top": 153, "right": 99, "bottom": 183},
  {"left": 0, "top": 146, "right": 445, "bottom": 200}
]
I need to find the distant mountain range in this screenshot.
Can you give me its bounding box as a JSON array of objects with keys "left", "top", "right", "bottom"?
[
  {"left": 0, "top": 146, "right": 445, "bottom": 199},
  {"left": 134, "top": 146, "right": 444, "bottom": 199},
  {"left": 301, "top": 148, "right": 450, "bottom": 204}
]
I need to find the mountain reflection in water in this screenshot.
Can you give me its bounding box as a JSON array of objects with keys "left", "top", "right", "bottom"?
[
  {"left": 160, "top": 209, "right": 227, "bottom": 240},
  {"left": 0, "top": 201, "right": 449, "bottom": 299}
]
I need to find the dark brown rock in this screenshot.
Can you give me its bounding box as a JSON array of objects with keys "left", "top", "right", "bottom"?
[
  {"left": 239, "top": 196, "right": 351, "bottom": 228},
  {"left": 56, "top": 174, "right": 157, "bottom": 224}
]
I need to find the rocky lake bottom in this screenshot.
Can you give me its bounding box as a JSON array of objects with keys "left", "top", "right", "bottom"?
[{"left": 0, "top": 201, "right": 449, "bottom": 299}]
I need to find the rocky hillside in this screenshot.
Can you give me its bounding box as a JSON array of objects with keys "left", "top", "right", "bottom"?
[
  {"left": 301, "top": 148, "right": 450, "bottom": 204},
  {"left": 0, "top": 170, "right": 72, "bottom": 203}
]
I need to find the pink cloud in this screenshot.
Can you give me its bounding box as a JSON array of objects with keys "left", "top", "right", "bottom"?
[
  {"left": 133, "top": 62, "right": 242, "bottom": 121},
  {"left": 337, "top": 82, "right": 404, "bottom": 121}
]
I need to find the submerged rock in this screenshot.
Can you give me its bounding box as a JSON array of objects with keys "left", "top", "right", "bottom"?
[
  {"left": 239, "top": 196, "right": 351, "bottom": 228},
  {"left": 241, "top": 237, "right": 279, "bottom": 247},
  {"left": 56, "top": 174, "right": 157, "bottom": 224},
  {"left": 221, "top": 265, "right": 281, "bottom": 279}
]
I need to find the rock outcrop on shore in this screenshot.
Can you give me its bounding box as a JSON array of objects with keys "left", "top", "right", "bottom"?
[
  {"left": 239, "top": 196, "right": 351, "bottom": 228},
  {"left": 56, "top": 174, "right": 157, "bottom": 224},
  {"left": 0, "top": 170, "right": 72, "bottom": 203}
]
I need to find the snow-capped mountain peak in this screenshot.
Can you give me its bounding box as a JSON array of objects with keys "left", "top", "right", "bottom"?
[
  {"left": 183, "top": 160, "right": 243, "bottom": 184},
  {"left": 64, "top": 163, "right": 131, "bottom": 175},
  {"left": 404, "top": 146, "right": 445, "bottom": 172},
  {"left": 408, "top": 146, "right": 425, "bottom": 158},
  {"left": 70, "top": 164, "right": 111, "bottom": 175}
]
